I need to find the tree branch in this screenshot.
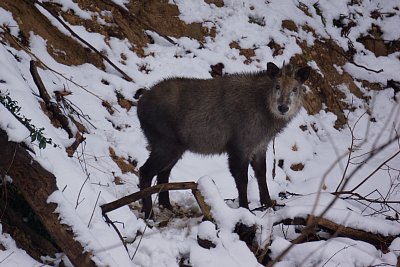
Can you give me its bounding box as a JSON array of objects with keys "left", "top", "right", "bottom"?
[
  {"left": 30, "top": 60, "right": 74, "bottom": 138},
  {"left": 101, "top": 182, "right": 198, "bottom": 214},
  {"left": 275, "top": 215, "right": 397, "bottom": 253}
]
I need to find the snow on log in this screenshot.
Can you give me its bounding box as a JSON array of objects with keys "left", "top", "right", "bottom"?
[{"left": 0, "top": 128, "right": 96, "bottom": 267}]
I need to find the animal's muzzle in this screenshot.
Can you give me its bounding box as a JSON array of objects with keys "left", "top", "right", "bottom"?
[{"left": 278, "top": 105, "right": 289, "bottom": 114}]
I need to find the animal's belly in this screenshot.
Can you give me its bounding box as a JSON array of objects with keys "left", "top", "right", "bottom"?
[
  {"left": 180, "top": 128, "right": 229, "bottom": 155},
  {"left": 187, "top": 141, "right": 226, "bottom": 155}
]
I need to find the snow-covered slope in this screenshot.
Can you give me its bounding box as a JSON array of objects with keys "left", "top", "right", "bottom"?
[{"left": 0, "top": 0, "right": 399, "bottom": 266}]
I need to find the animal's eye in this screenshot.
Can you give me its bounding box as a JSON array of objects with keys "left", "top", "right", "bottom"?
[
  {"left": 293, "top": 87, "right": 298, "bottom": 93},
  {"left": 275, "top": 85, "right": 280, "bottom": 90}
]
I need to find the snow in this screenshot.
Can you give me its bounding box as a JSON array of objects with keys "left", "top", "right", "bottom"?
[
  {"left": 270, "top": 236, "right": 391, "bottom": 267},
  {"left": 50, "top": 0, "right": 93, "bottom": 20},
  {"left": 0, "top": 0, "right": 399, "bottom": 266}
]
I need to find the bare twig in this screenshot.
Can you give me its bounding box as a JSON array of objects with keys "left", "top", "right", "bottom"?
[
  {"left": 267, "top": 133, "right": 399, "bottom": 266},
  {"left": 75, "top": 175, "right": 90, "bottom": 209},
  {"left": 130, "top": 182, "right": 161, "bottom": 261},
  {"left": 321, "top": 244, "right": 357, "bottom": 267},
  {"left": 103, "top": 213, "right": 130, "bottom": 256},
  {"left": 130, "top": 219, "right": 148, "bottom": 261},
  {"left": 320, "top": 40, "right": 383, "bottom": 73},
  {"left": 60, "top": 97, "right": 98, "bottom": 129},
  {"left": 88, "top": 191, "right": 101, "bottom": 228},
  {"left": 370, "top": 104, "right": 400, "bottom": 153},
  {"left": 335, "top": 191, "right": 400, "bottom": 204},
  {"left": 272, "top": 138, "right": 276, "bottom": 179},
  {"left": 350, "top": 149, "right": 400, "bottom": 192},
  {"left": 335, "top": 110, "right": 367, "bottom": 192},
  {"left": 0, "top": 251, "right": 14, "bottom": 264}
]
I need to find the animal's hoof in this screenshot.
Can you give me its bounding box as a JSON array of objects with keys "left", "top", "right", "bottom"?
[
  {"left": 159, "top": 202, "right": 173, "bottom": 211},
  {"left": 142, "top": 207, "right": 154, "bottom": 220},
  {"left": 158, "top": 197, "right": 173, "bottom": 211}
]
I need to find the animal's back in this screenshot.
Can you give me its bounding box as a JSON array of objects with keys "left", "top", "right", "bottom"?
[{"left": 137, "top": 73, "right": 278, "bottom": 156}]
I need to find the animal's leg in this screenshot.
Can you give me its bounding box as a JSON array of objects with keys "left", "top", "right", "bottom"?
[
  {"left": 139, "top": 146, "right": 183, "bottom": 218},
  {"left": 228, "top": 151, "right": 250, "bottom": 209},
  {"left": 250, "top": 150, "right": 273, "bottom": 208},
  {"left": 156, "top": 165, "right": 176, "bottom": 210}
]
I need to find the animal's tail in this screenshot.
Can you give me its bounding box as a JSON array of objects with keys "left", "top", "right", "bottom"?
[{"left": 134, "top": 88, "right": 146, "bottom": 100}]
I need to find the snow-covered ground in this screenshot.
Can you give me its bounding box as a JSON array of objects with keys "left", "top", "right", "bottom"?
[{"left": 0, "top": 0, "right": 399, "bottom": 266}]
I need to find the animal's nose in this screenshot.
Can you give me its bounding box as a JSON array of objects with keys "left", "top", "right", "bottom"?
[{"left": 278, "top": 105, "right": 289, "bottom": 114}]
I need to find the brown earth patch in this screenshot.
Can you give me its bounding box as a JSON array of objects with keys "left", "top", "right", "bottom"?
[
  {"left": 230, "top": 41, "right": 256, "bottom": 64},
  {"left": 109, "top": 147, "right": 138, "bottom": 175},
  {"left": 293, "top": 39, "right": 368, "bottom": 128},
  {"left": 205, "top": 0, "right": 224, "bottom": 7},
  {"left": 1, "top": 0, "right": 382, "bottom": 131},
  {"left": 282, "top": 20, "right": 298, "bottom": 32},
  {"left": 0, "top": 0, "right": 103, "bottom": 68}
]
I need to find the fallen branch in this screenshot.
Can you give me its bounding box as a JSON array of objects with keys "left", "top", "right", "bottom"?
[
  {"left": 30, "top": 60, "right": 74, "bottom": 138},
  {"left": 275, "top": 215, "right": 397, "bottom": 253},
  {"left": 101, "top": 182, "right": 198, "bottom": 214},
  {"left": 101, "top": 181, "right": 212, "bottom": 261},
  {"left": 101, "top": 179, "right": 261, "bottom": 264},
  {"left": 192, "top": 188, "right": 212, "bottom": 221},
  {"left": 101, "top": 182, "right": 213, "bottom": 226}
]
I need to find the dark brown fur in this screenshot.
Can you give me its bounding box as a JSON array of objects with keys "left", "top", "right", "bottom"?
[{"left": 137, "top": 62, "right": 311, "bottom": 218}]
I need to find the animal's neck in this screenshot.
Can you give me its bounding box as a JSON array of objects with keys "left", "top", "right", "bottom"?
[{"left": 267, "top": 112, "right": 293, "bottom": 136}]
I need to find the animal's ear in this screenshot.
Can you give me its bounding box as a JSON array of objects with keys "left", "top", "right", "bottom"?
[
  {"left": 266, "top": 62, "right": 280, "bottom": 79},
  {"left": 295, "top": 66, "right": 311, "bottom": 83}
]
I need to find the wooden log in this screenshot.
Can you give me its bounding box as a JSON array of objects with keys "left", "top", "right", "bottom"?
[
  {"left": 0, "top": 129, "right": 96, "bottom": 267},
  {"left": 191, "top": 188, "right": 213, "bottom": 221},
  {"left": 101, "top": 182, "right": 198, "bottom": 214},
  {"left": 0, "top": 193, "right": 59, "bottom": 260},
  {"left": 275, "top": 215, "right": 397, "bottom": 253}
]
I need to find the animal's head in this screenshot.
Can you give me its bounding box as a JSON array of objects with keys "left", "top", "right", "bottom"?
[{"left": 266, "top": 62, "right": 311, "bottom": 119}]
